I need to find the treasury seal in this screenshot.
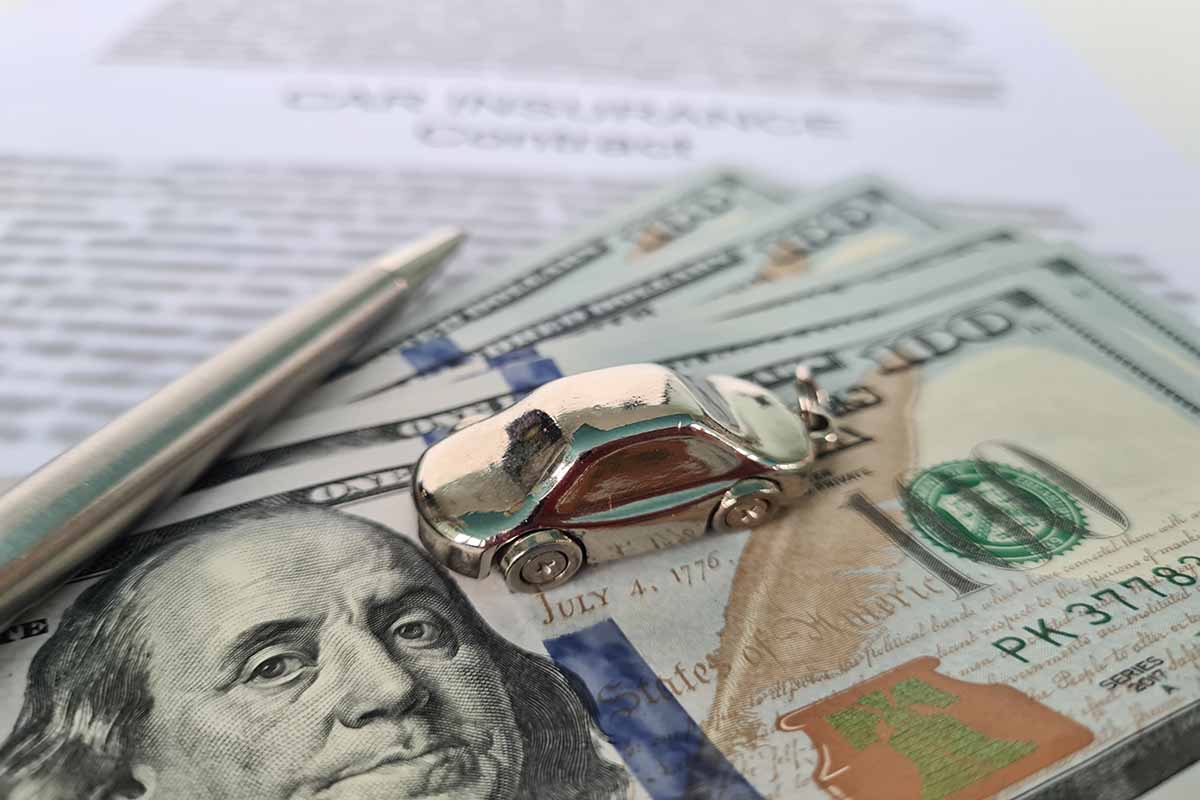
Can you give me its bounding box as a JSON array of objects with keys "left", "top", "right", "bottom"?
[{"left": 904, "top": 460, "right": 1086, "bottom": 565}]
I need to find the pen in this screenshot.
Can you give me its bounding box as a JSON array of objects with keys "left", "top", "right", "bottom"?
[{"left": 0, "top": 227, "right": 464, "bottom": 624}]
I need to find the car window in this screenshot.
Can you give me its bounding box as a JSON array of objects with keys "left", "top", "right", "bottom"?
[
  {"left": 677, "top": 373, "right": 740, "bottom": 432},
  {"left": 555, "top": 433, "right": 743, "bottom": 517}
]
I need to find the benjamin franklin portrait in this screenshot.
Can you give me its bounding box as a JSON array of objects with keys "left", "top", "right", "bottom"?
[{"left": 0, "top": 503, "right": 630, "bottom": 799}]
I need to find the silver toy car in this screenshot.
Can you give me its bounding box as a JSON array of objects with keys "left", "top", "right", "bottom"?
[{"left": 412, "top": 363, "right": 836, "bottom": 593}]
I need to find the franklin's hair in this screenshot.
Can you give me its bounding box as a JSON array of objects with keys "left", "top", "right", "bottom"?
[{"left": 0, "top": 502, "right": 628, "bottom": 800}]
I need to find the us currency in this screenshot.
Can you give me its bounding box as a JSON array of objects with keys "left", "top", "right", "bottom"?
[
  {"left": 218, "top": 230, "right": 1006, "bottom": 478},
  {"left": 4, "top": 267, "right": 1200, "bottom": 799},
  {"left": 287, "top": 167, "right": 788, "bottom": 416},
  {"left": 424, "top": 224, "right": 1027, "bottom": 388},
  {"left": 298, "top": 175, "right": 954, "bottom": 411},
  {"left": 221, "top": 238, "right": 1199, "bottom": 483},
  {"left": 0, "top": 436, "right": 602, "bottom": 799},
  {"left": 518, "top": 269, "right": 1200, "bottom": 800},
  {"left": 344, "top": 166, "right": 788, "bottom": 366}
]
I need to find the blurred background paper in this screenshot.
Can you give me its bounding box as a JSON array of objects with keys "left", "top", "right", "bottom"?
[
  {"left": 1016, "top": 0, "right": 1200, "bottom": 168},
  {"left": 0, "top": 0, "right": 1198, "bottom": 475}
]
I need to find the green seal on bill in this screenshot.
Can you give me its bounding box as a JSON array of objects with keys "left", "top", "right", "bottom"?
[{"left": 904, "top": 460, "right": 1086, "bottom": 565}]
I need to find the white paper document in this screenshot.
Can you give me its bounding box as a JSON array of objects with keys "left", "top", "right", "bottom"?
[{"left": 0, "top": 0, "right": 1196, "bottom": 476}]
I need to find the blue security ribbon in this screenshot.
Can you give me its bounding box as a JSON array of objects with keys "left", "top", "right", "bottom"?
[
  {"left": 400, "top": 336, "right": 464, "bottom": 374},
  {"left": 498, "top": 356, "right": 563, "bottom": 393},
  {"left": 421, "top": 428, "right": 452, "bottom": 447},
  {"left": 545, "top": 619, "right": 763, "bottom": 800}
]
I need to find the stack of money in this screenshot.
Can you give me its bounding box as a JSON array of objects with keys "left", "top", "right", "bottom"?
[{"left": 3, "top": 169, "right": 1200, "bottom": 799}]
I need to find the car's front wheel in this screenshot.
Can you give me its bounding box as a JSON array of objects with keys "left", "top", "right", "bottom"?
[
  {"left": 712, "top": 478, "right": 783, "bottom": 533},
  {"left": 499, "top": 529, "right": 585, "bottom": 593}
]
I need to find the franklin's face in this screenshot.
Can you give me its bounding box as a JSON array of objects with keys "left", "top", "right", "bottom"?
[{"left": 130, "top": 510, "right": 524, "bottom": 800}]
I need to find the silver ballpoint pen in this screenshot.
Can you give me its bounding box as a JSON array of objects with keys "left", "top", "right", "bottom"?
[{"left": 0, "top": 227, "right": 464, "bottom": 624}]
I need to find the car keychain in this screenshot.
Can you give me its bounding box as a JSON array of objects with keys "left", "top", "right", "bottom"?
[{"left": 412, "top": 363, "right": 839, "bottom": 593}]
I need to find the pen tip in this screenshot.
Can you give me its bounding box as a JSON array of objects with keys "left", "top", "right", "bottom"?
[{"left": 375, "top": 227, "right": 466, "bottom": 286}]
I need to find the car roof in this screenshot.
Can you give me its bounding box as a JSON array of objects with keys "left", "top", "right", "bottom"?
[{"left": 532, "top": 363, "right": 722, "bottom": 433}]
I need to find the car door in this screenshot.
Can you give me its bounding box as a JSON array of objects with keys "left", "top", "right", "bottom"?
[{"left": 549, "top": 428, "right": 751, "bottom": 527}]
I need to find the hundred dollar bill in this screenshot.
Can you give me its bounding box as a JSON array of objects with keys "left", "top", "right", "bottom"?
[
  {"left": 221, "top": 232, "right": 1008, "bottom": 474},
  {"left": 0, "top": 432, "right": 639, "bottom": 799},
  {"left": 6, "top": 263, "right": 1199, "bottom": 798},
  {"left": 298, "top": 176, "right": 954, "bottom": 411},
  {"left": 345, "top": 166, "right": 788, "bottom": 365},
  {"left": 543, "top": 239, "right": 1200, "bottom": 385},
  {"left": 285, "top": 167, "right": 786, "bottom": 417},
  {"left": 225, "top": 239, "right": 1200, "bottom": 483},
  {"left": 428, "top": 224, "right": 1027, "bottom": 388},
  {"left": 510, "top": 270, "right": 1200, "bottom": 799}
]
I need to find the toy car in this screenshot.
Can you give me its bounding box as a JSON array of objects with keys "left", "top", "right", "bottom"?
[{"left": 412, "top": 363, "right": 835, "bottom": 592}]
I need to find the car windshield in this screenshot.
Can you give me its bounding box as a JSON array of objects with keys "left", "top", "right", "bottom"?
[
  {"left": 499, "top": 408, "right": 568, "bottom": 494},
  {"left": 677, "top": 372, "right": 739, "bottom": 432}
]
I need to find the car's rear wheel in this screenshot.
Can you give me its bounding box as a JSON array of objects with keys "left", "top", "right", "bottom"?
[
  {"left": 712, "top": 478, "right": 783, "bottom": 533},
  {"left": 499, "top": 529, "right": 585, "bottom": 593}
]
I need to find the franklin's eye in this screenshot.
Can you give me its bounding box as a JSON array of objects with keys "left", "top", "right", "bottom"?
[
  {"left": 244, "top": 652, "right": 311, "bottom": 687},
  {"left": 388, "top": 613, "right": 445, "bottom": 649}
]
